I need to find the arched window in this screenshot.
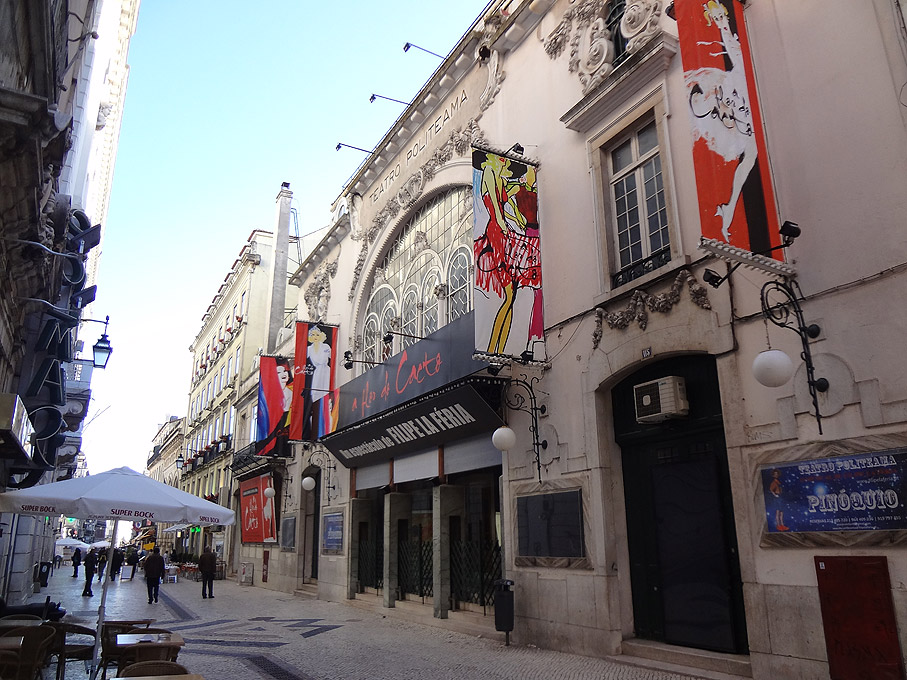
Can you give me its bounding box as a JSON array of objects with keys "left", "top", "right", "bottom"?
[{"left": 360, "top": 187, "right": 473, "bottom": 361}]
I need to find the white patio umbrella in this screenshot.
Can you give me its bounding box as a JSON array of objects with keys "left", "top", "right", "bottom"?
[
  {"left": 0, "top": 466, "right": 235, "bottom": 678},
  {"left": 90, "top": 539, "right": 111, "bottom": 549},
  {"left": 55, "top": 537, "right": 90, "bottom": 550}
]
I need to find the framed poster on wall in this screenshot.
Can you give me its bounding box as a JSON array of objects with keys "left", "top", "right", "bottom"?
[{"left": 322, "top": 512, "right": 343, "bottom": 554}]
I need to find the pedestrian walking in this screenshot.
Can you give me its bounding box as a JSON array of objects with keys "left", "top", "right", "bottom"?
[
  {"left": 198, "top": 545, "right": 217, "bottom": 599},
  {"left": 110, "top": 548, "right": 124, "bottom": 581},
  {"left": 82, "top": 549, "right": 96, "bottom": 596},
  {"left": 143, "top": 547, "right": 165, "bottom": 604},
  {"left": 125, "top": 548, "right": 139, "bottom": 579},
  {"left": 97, "top": 550, "right": 108, "bottom": 582},
  {"left": 71, "top": 547, "right": 81, "bottom": 578}
]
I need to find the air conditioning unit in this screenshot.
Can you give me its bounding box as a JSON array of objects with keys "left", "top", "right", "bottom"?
[{"left": 634, "top": 376, "right": 689, "bottom": 423}]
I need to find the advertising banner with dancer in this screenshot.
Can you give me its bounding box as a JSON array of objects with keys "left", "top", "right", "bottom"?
[
  {"left": 677, "top": 0, "right": 782, "bottom": 256},
  {"left": 289, "top": 322, "right": 339, "bottom": 441},
  {"left": 472, "top": 148, "right": 544, "bottom": 359},
  {"left": 239, "top": 473, "right": 277, "bottom": 543},
  {"left": 256, "top": 356, "right": 294, "bottom": 456}
]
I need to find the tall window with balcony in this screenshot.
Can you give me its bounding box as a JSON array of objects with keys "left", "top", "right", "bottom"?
[
  {"left": 605, "top": 117, "right": 670, "bottom": 288},
  {"left": 361, "top": 187, "right": 473, "bottom": 365}
]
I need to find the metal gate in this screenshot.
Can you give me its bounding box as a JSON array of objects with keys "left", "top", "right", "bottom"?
[
  {"left": 358, "top": 537, "right": 383, "bottom": 591},
  {"left": 398, "top": 539, "right": 433, "bottom": 601},
  {"left": 451, "top": 540, "right": 502, "bottom": 613}
]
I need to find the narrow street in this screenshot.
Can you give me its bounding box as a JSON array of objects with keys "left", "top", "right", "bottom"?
[{"left": 34, "top": 566, "right": 728, "bottom": 680}]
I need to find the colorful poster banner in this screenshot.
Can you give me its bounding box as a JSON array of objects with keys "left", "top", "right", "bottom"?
[
  {"left": 256, "top": 356, "right": 293, "bottom": 456},
  {"left": 677, "top": 0, "right": 782, "bottom": 256},
  {"left": 239, "top": 473, "right": 277, "bottom": 543},
  {"left": 290, "top": 322, "right": 339, "bottom": 441},
  {"left": 472, "top": 148, "right": 544, "bottom": 359},
  {"left": 761, "top": 449, "right": 907, "bottom": 533}
]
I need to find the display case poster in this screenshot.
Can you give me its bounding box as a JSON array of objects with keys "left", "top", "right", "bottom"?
[
  {"left": 322, "top": 512, "right": 343, "bottom": 554},
  {"left": 239, "top": 474, "right": 277, "bottom": 543},
  {"left": 761, "top": 449, "right": 907, "bottom": 533}
]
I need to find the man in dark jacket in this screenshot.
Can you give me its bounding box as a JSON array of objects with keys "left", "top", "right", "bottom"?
[
  {"left": 198, "top": 546, "right": 217, "bottom": 599},
  {"left": 110, "top": 548, "right": 124, "bottom": 581},
  {"left": 125, "top": 549, "right": 139, "bottom": 579},
  {"left": 143, "top": 547, "right": 165, "bottom": 604},
  {"left": 82, "top": 549, "right": 97, "bottom": 597},
  {"left": 72, "top": 547, "right": 82, "bottom": 578}
]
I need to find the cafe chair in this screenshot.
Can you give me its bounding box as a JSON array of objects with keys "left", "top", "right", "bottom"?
[
  {"left": 0, "top": 615, "right": 42, "bottom": 621},
  {"left": 164, "top": 566, "right": 179, "bottom": 583},
  {"left": 0, "top": 624, "right": 56, "bottom": 680},
  {"left": 99, "top": 621, "right": 150, "bottom": 680},
  {"left": 119, "top": 660, "right": 189, "bottom": 677},
  {"left": 46, "top": 621, "right": 96, "bottom": 680}
]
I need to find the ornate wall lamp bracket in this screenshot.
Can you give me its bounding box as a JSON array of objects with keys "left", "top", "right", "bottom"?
[
  {"left": 759, "top": 279, "right": 829, "bottom": 433},
  {"left": 491, "top": 373, "right": 550, "bottom": 483},
  {"left": 302, "top": 448, "right": 337, "bottom": 503}
]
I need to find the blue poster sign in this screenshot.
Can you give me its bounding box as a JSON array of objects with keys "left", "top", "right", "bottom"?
[
  {"left": 762, "top": 449, "right": 907, "bottom": 533},
  {"left": 322, "top": 512, "right": 343, "bottom": 554}
]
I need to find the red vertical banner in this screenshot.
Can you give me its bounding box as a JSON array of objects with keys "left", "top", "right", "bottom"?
[
  {"left": 677, "top": 0, "right": 781, "bottom": 256},
  {"left": 290, "top": 322, "right": 339, "bottom": 441},
  {"left": 239, "top": 474, "right": 277, "bottom": 544},
  {"left": 256, "top": 356, "right": 293, "bottom": 456}
]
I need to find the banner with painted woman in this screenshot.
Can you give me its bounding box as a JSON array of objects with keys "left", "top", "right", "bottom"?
[
  {"left": 289, "top": 322, "right": 339, "bottom": 441},
  {"left": 677, "top": 0, "right": 782, "bottom": 257},
  {"left": 256, "top": 356, "right": 293, "bottom": 456},
  {"left": 472, "top": 148, "right": 544, "bottom": 359}
]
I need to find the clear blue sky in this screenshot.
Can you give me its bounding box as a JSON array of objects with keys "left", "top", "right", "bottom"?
[{"left": 84, "top": 0, "right": 491, "bottom": 473}]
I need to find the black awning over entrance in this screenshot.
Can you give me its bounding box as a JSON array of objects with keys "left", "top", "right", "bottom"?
[{"left": 322, "top": 382, "right": 504, "bottom": 468}]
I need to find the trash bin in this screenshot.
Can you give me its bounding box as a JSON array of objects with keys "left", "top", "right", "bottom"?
[
  {"left": 38, "top": 562, "right": 51, "bottom": 588},
  {"left": 494, "top": 578, "right": 514, "bottom": 645}
]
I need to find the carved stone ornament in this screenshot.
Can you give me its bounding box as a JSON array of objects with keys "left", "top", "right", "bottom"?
[
  {"left": 348, "top": 119, "right": 487, "bottom": 300},
  {"left": 479, "top": 48, "right": 505, "bottom": 111},
  {"left": 621, "top": 0, "right": 662, "bottom": 53},
  {"left": 433, "top": 283, "right": 450, "bottom": 300},
  {"left": 592, "top": 269, "right": 711, "bottom": 347},
  {"left": 412, "top": 231, "right": 429, "bottom": 254},
  {"left": 303, "top": 259, "right": 338, "bottom": 321},
  {"left": 545, "top": 0, "right": 662, "bottom": 95}
]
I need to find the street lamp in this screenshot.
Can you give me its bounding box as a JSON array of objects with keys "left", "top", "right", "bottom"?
[
  {"left": 83, "top": 315, "right": 113, "bottom": 368},
  {"left": 175, "top": 454, "right": 184, "bottom": 470}
]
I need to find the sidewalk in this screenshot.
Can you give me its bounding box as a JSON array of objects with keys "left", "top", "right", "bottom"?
[{"left": 34, "top": 566, "right": 726, "bottom": 680}]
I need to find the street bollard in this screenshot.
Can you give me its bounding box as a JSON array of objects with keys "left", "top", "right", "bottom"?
[{"left": 494, "top": 578, "right": 515, "bottom": 646}]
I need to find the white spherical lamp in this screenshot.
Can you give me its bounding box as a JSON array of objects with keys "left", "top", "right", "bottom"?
[
  {"left": 263, "top": 487, "right": 276, "bottom": 499},
  {"left": 302, "top": 476, "right": 317, "bottom": 492},
  {"left": 492, "top": 426, "right": 517, "bottom": 451},
  {"left": 753, "top": 349, "right": 795, "bottom": 388}
]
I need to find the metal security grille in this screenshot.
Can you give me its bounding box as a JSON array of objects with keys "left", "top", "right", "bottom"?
[
  {"left": 358, "top": 537, "right": 383, "bottom": 590},
  {"left": 451, "top": 540, "right": 502, "bottom": 613},
  {"left": 398, "top": 539, "right": 433, "bottom": 601}
]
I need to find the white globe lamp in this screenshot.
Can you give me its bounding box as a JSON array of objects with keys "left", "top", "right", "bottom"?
[
  {"left": 492, "top": 426, "right": 517, "bottom": 451},
  {"left": 302, "top": 476, "right": 317, "bottom": 492},
  {"left": 263, "top": 487, "right": 276, "bottom": 499},
  {"left": 753, "top": 349, "right": 795, "bottom": 388}
]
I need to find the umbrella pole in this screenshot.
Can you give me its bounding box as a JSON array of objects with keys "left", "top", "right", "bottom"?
[{"left": 89, "top": 523, "right": 119, "bottom": 680}]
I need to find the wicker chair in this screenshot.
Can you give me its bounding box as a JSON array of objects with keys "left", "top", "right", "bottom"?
[
  {"left": 46, "top": 621, "right": 96, "bottom": 680},
  {"left": 119, "top": 660, "right": 189, "bottom": 677},
  {"left": 0, "top": 624, "right": 56, "bottom": 680},
  {"left": 0, "top": 614, "right": 43, "bottom": 621},
  {"left": 99, "top": 621, "right": 152, "bottom": 680}
]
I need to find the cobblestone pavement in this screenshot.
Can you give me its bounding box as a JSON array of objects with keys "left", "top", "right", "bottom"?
[{"left": 34, "top": 566, "right": 719, "bottom": 680}]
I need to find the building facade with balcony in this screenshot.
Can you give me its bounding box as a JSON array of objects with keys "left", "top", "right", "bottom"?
[
  {"left": 146, "top": 415, "right": 184, "bottom": 554},
  {"left": 0, "top": 0, "right": 139, "bottom": 604},
  {"left": 275, "top": 1, "right": 907, "bottom": 679}
]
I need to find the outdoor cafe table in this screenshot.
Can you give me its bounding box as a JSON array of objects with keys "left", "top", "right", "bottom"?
[
  {"left": 116, "top": 631, "right": 185, "bottom": 649},
  {"left": 122, "top": 675, "right": 203, "bottom": 680},
  {"left": 0, "top": 618, "right": 44, "bottom": 629},
  {"left": 0, "top": 635, "right": 24, "bottom": 651}
]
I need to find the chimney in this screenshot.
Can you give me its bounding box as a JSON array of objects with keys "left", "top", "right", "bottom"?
[{"left": 266, "top": 182, "right": 293, "bottom": 353}]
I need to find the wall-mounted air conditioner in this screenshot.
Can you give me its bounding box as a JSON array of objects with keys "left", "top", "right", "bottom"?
[{"left": 633, "top": 376, "right": 689, "bottom": 423}]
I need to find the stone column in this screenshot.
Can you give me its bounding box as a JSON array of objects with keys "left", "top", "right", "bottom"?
[
  {"left": 433, "top": 484, "right": 465, "bottom": 619},
  {"left": 266, "top": 182, "right": 292, "bottom": 354},
  {"left": 383, "top": 492, "right": 411, "bottom": 608}
]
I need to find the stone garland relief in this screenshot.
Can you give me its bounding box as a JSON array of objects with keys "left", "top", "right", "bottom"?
[
  {"left": 348, "top": 120, "right": 487, "bottom": 300},
  {"left": 592, "top": 269, "right": 711, "bottom": 347},
  {"left": 543, "top": 0, "right": 663, "bottom": 95}
]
